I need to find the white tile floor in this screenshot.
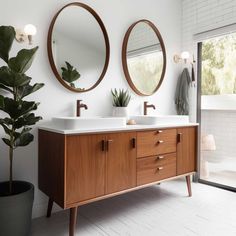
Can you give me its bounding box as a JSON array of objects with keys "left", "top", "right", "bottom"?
[{"left": 31, "top": 179, "right": 236, "bottom": 236}]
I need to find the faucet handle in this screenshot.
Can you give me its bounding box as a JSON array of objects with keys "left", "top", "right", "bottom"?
[
  {"left": 144, "top": 101, "right": 156, "bottom": 115},
  {"left": 77, "top": 99, "right": 82, "bottom": 107},
  {"left": 76, "top": 99, "right": 88, "bottom": 117}
]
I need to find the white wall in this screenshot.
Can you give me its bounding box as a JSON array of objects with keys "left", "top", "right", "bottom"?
[{"left": 0, "top": 0, "right": 182, "bottom": 218}]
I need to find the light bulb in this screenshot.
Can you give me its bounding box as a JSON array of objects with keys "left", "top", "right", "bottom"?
[
  {"left": 24, "top": 24, "right": 37, "bottom": 36},
  {"left": 181, "top": 51, "right": 190, "bottom": 64},
  {"left": 181, "top": 51, "right": 190, "bottom": 59}
]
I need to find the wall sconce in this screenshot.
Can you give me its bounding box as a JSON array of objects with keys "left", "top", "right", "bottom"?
[
  {"left": 174, "top": 51, "right": 196, "bottom": 85},
  {"left": 15, "top": 24, "right": 37, "bottom": 45},
  {"left": 173, "top": 51, "right": 190, "bottom": 64}
]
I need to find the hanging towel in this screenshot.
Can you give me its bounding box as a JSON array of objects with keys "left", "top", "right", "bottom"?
[{"left": 175, "top": 68, "right": 191, "bottom": 115}]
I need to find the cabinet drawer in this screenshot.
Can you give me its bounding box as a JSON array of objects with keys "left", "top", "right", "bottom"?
[
  {"left": 137, "top": 129, "right": 177, "bottom": 158},
  {"left": 137, "top": 153, "right": 177, "bottom": 186}
]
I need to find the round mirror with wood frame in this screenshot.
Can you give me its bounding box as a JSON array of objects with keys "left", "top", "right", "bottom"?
[
  {"left": 122, "top": 19, "right": 166, "bottom": 96},
  {"left": 48, "top": 2, "right": 110, "bottom": 92}
]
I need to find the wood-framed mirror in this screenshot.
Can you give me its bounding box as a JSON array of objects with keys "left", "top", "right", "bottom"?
[
  {"left": 122, "top": 19, "right": 166, "bottom": 96},
  {"left": 47, "top": 2, "right": 110, "bottom": 92}
]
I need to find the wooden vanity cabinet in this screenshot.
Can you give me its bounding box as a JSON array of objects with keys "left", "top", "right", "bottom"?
[
  {"left": 38, "top": 130, "right": 137, "bottom": 209},
  {"left": 38, "top": 125, "right": 197, "bottom": 236}
]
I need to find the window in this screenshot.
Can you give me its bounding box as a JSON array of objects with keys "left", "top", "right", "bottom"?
[{"left": 201, "top": 32, "right": 236, "bottom": 95}]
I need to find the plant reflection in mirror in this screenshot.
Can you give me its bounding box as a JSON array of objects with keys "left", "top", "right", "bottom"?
[{"left": 61, "top": 61, "right": 81, "bottom": 88}]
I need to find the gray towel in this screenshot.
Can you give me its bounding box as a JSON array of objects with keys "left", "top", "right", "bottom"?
[{"left": 175, "top": 68, "right": 191, "bottom": 115}]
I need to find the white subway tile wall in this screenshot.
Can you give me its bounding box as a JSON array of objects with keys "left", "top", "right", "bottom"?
[
  {"left": 201, "top": 110, "right": 236, "bottom": 161},
  {"left": 182, "top": 0, "right": 236, "bottom": 51}
]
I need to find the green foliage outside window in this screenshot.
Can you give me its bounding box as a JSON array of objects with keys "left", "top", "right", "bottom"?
[{"left": 201, "top": 33, "right": 236, "bottom": 95}]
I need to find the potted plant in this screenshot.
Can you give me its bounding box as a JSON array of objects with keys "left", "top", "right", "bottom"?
[
  {"left": 0, "top": 26, "right": 44, "bottom": 236},
  {"left": 111, "top": 88, "right": 131, "bottom": 118}
]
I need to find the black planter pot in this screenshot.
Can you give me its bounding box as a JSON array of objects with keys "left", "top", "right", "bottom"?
[{"left": 0, "top": 181, "right": 34, "bottom": 236}]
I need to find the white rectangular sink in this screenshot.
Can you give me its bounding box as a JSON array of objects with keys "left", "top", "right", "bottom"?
[
  {"left": 130, "top": 115, "right": 189, "bottom": 125},
  {"left": 52, "top": 117, "right": 126, "bottom": 130}
]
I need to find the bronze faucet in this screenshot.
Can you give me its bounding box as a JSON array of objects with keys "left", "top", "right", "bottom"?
[
  {"left": 144, "top": 101, "right": 156, "bottom": 115},
  {"left": 77, "top": 100, "right": 88, "bottom": 117}
]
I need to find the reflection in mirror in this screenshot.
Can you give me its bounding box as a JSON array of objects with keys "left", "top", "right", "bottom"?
[
  {"left": 122, "top": 20, "right": 166, "bottom": 96},
  {"left": 61, "top": 61, "right": 81, "bottom": 89},
  {"left": 48, "top": 3, "right": 110, "bottom": 92}
]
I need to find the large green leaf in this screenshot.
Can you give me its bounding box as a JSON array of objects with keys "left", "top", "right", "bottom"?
[
  {"left": 0, "top": 26, "right": 15, "bottom": 63},
  {"left": 0, "top": 117, "right": 13, "bottom": 125},
  {"left": 0, "top": 83, "right": 13, "bottom": 93},
  {"left": 0, "top": 66, "right": 31, "bottom": 88},
  {"left": 0, "top": 122, "right": 11, "bottom": 136},
  {"left": 14, "top": 113, "right": 42, "bottom": 129},
  {"left": 15, "top": 132, "right": 34, "bottom": 147},
  {"left": 0, "top": 118, "right": 13, "bottom": 137},
  {"left": 0, "top": 94, "right": 4, "bottom": 109},
  {"left": 8, "top": 46, "right": 38, "bottom": 74},
  {"left": 17, "top": 83, "right": 44, "bottom": 99},
  {"left": 1, "top": 97, "right": 38, "bottom": 119},
  {"left": 2, "top": 138, "right": 11, "bottom": 147},
  {"left": 12, "top": 127, "right": 31, "bottom": 141}
]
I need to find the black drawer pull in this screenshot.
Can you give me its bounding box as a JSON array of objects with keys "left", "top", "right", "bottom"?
[
  {"left": 132, "top": 138, "right": 136, "bottom": 148},
  {"left": 101, "top": 140, "right": 106, "bottom": 151},
  {"left": 177, "top": 133, "right": 182, "bottom": 143}
]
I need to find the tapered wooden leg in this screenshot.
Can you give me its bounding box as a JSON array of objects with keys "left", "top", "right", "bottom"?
[
  {"left": 69, "top": 207, "right": 78, "bottom": 236},
  {"left": 46, "top": 198, "right": 53, "bottom": 218},
  {"left": 186, "top": 175, "right": 192, "bottom": 197}
]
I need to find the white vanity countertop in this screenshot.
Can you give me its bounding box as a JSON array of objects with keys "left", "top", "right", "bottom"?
[{"left": 38, "top": 122, "right": 199, "bottom": 135}]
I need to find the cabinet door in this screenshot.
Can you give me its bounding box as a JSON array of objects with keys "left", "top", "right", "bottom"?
[
  {"left": 106, "top": 132, "right": 136, "bottom": 194},
  {"left": 66, "top": 134, "right": 106, "bottom": 205},
  {"left": 177, "top": 127, "right": 197, "bottom": 175}
]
